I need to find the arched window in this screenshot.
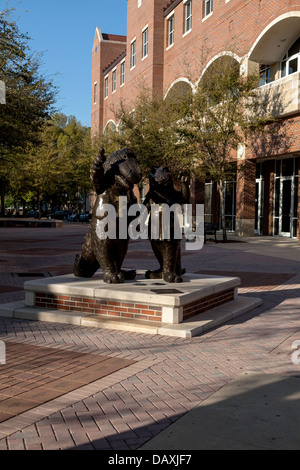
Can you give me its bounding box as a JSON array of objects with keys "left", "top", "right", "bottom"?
[
  {"left": 281, "top": 37, "right": 300, "bottom": 78},
  {"left": 104, "top": 120, "right": 117, "bottom": 135}
]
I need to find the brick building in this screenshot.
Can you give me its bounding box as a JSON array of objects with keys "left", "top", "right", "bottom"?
[{"left": 91, "top": 0, "right": 300, "bottom": 240}]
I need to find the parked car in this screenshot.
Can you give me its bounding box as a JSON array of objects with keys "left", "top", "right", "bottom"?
[
  {"left": 53, "top": 210, "right": 70, "bottom": 220},
  {"left": 26, "top": 210, "right": 39, "bottom": 219},
  {"left": 68, "top": 213, "right": 80, "bottom": 223},
  {"left": 79, "top": 211, "right": 92, "bottom": 223}
]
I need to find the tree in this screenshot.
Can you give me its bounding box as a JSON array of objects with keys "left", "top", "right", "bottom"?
[
  {"left": 101, "top": 87, "right": 193, "bottom": 180},
  {"left": 175, "top": 56, "right": 281, "bottom": 241},
  {"left": 0, "top": 6, "right": 57, "bottom": 215},
  {"left": 100, "top": 58, "right": 287, "bottom": 242},
  {"left": 19, "top": 114, "right": 97, "bottom": 217}
]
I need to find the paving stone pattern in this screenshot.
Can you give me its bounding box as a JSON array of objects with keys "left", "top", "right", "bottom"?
[
  {"left": 0, "top": 342, "right": 134, "bottom": 424},
  {"left": 0, "top": 224, "right": 299, "bottom": 450}
]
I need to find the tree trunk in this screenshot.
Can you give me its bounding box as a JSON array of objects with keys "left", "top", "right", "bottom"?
[
  {"left": 37, "top": 191, "right": 41, "bottom": 220},
  {"left": 219, "top": 181, "right": 227, "bottom": 242},
  {"left": 0, "top": 177, "right": 5, "bottom": 217}
]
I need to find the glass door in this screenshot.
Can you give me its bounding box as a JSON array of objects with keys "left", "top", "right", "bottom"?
[
  {"left": 255, "top": 172, "right": 264, "bottom": 235},
  {"left": 274, "top": 157, "right": 298, "bottom": 238},
  {"left": 279, "top": 178, "right": 293, "bottom": 236}
]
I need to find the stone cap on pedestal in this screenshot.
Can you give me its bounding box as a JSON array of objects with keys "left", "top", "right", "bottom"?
[{"left": 23, "top": 271, "right": 241, "bottom": 309}]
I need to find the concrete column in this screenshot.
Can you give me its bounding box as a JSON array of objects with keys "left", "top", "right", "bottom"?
[
  {"left": 297, "top": 157, "right": 300, "bottom": 243},
  {"left": 212, "top": 182, "right": 220, "bottom": 226},
  {"left": 262, "top": 160, "right": 275, "bottom": 236},
  {"left": 235, "top": 159, "right": 256, "bottom": 236},
  {"left": 190, "top": 177, "right": 205, "bottom": 205}
]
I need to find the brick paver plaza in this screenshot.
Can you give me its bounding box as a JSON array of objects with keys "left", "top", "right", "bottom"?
[{"left": 0, "top": 223, "right": 300, "bottom": 450}]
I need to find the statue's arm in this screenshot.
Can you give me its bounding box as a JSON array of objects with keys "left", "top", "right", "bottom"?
[
  {"left": 92, "top": 148, "right": 106, "bottom": 194},
  {"left": 180, "top": 175, "right": 190, "bottom": 204}
]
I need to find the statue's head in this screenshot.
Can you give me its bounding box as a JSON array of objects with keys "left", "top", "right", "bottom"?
[
  {"left": 104, "top": 148, "right": 141, "bottom": 190},
  {"left": 149, "top": 166, "right": 174, "bottom": 191}
]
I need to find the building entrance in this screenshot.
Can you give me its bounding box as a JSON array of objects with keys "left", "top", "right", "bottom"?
[
  {"left": 255, "top": 163, "right": 264, "bottom": 235},
  {"left": 274, "top": 158, "right": 298, "bottom": 238}
]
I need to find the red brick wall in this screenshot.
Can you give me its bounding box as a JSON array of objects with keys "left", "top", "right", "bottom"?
[
  {"left": 91, "top": 0, "right": 300, "bottom": 241},
  {"left": 298, "top": 157, "right": 300, "bottom": 241},
  {"left": 247, "top": 115, "right": 300, "bottom": 161},
  {"left": 163, "top": 0, "right": 300, "bottom": 93},
  {"left": 98, "top": 0, "right": 169, "bottom": 131},
  {"left": 91, "top": 29, "right": 126, "bottom": 134},
  {"left": 93, "top": 1, "right": 300, "bottom": 135},
  {"left": 262, "top": 160, "right": 275, "bottom": 236},
  {"left": 35, "top": 293, "right": 163, "bottom": 323},
  {"left": 182, "top": 288, "right": 235, "bottom": 321},
  {"left": 236, "top": 159, "right": 256, "bottom": 220},
  {"left": 34, "top": 288, "right": 236, "bottom": 323}
]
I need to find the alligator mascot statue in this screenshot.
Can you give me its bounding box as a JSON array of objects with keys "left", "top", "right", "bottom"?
[
  {"left": 73, "top": 148, "right": 141, "bottom": 284},
  {"left": 143, "top": 166, "right": 190, "bottom": 283}
]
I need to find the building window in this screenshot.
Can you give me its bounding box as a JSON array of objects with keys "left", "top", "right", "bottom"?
[
  {"left": 112, "top": 69, "right": 116, "bottom": 92},
  {"left": 273, "top": 157, "right": 298, "bottom": 237},
  {"left": 167, "top": 14, "right": 175, "bottom": 47},
  {"left": 259, "top": 64, "right": 271, "bottom": 87},
  {"left": 184, "top": 0, "right": 192, "bottom": 33},
  {"left": 121, "top": 60, "right": 125, "bottom": 85},
  {"left": 94, "top": 82, "right": 97, "bottom": 104},
  {"left": 281, "top": 37, "right": 300, "bottom": 78},
  {"left": 142, "top": 27, "right": 148, "bottom": 59},
  {"left": 204, "top": 0, "right": 213, "bottom": 17},
  {"left": 105, "top": 76, "right": 109, "bottom": 98},
  {"left": 131, "top": 39, "right": 136, "bottom": 68}
]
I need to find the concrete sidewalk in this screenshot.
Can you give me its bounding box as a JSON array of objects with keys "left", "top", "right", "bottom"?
[
  {"left": 0, "top": 224, "right": 299, "bottom": 450},
  {"left": 218, "top": 232, "right": 300, "bottom": 262},
  {"left": 141, "top": 370, "right": 300, "bottom": 450}
]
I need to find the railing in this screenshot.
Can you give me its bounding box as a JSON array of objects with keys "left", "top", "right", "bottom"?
[{"left": 256, "top": 72, "right": 300, "bottom": 118}]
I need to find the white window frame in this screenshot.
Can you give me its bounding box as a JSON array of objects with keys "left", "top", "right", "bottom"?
[
  {"left": 203, "top": 0, "right": 213, "bottom": 20},
  {"left": 131, "top": 38, "right": 136, "bottom": 69},
  {"left": 138, "top": 0, "right": 141, "bottom": 7},
  {"left": 142, "top": 26, "right": 148, "bottom": 59},
  {"left": 120, "top": 59, "right": 125, "bottom": 86},
  {"left": 281, "top": 52, "right": 300, "bottom": 78},
  {"left": 104, "top": 75, "right": 109, "bottom": 98},
  {"left": 259, "top": 64, "right": 271, "bottom": 87},
  {"left": 93, "top": 82, "right": 97, "bottom": 104},
  {"left": 183, "top": 0, "right": 192, "bottom": 36},
  {"left": 112, "top": 68, "right": 117, "bottom": 93},
  {"left": 167, "top": 13, "right": 175, "bottom": 49}
]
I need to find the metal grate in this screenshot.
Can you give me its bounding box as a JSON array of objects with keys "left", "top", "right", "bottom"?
[
  {"left": 11, "top": 272, "right": 52, "bottom": 278},
  {"left": 150, "top": 289, "right": 184, "bottom": 294}
]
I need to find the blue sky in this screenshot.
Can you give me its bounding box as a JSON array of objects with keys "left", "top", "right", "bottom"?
[{"left": 9, "top": 0, "right": 128, "bottom": 127}]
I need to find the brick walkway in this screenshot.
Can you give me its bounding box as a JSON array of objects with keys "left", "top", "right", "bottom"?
[{"left": 0, "top": 224, "right": 300, "bottom": 450}]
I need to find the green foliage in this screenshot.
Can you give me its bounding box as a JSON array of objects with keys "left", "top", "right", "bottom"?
[
  {"left": 103, "top": 56, "right": 279, "bottom": 240},
  {"left": 102, "top": 57, "right": 269, "bottom": 186},
  {"left": 17, "top": 113, "right": 97, "bottom": 211},
  {"left": 0, "top": 8, "right": 56, "bottom": 150},
  {"left": 175, "top": 56, "right": 267, "bottom": 183},
  {"left": 101, "top": 87, "right": 193, "bottom": 180},
  {"left": 0, "top": 6, "right": 57, "bottom": 214}
]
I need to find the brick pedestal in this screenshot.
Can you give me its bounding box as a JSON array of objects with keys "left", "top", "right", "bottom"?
[{"left": 24, "top": 271, "right": 241, "bottom": 326}]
